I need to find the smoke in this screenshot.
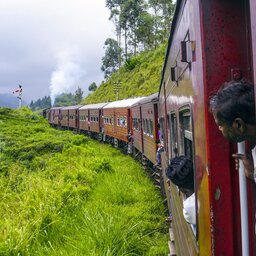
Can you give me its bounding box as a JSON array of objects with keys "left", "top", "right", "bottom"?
[{"left": 50, "top": 48, "right": 86, "bottom": 104}]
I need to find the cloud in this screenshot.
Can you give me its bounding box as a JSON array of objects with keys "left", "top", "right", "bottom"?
[
  {"left": 0, "top": 0, "right": 114, "bottom": 102},
  {"left": 50, "top": 48, "right": 87, "bottom": 103}
]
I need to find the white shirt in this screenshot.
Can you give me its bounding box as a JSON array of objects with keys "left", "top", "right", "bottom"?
[
  {"left": 183, "top": 193, "right": 196, "bottom": 225},
  {"left": 252, "top": 146, "right": 256, "bottom": 183}
]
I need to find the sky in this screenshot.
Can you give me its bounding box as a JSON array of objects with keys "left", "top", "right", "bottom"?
[{"left": 0, "top": 0, "right": 115, "bottom": 103}]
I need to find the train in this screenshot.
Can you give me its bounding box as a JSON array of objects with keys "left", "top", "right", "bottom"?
[{"left": 46, "top": 0, "right": 256, "bottom": 255}]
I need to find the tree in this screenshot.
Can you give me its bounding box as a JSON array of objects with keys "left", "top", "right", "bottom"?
[
  {"left": 54, "top": 93, "right": 76, "bottom": 107},
  {"left": 88, "top": 82, "right": 97, "bottom": 92},
  {"left": 122, "top": 0, "right": 146, "bottom": 55},
  {"left": 101, "top": 38, "right": 121, "bottom": 78},
  {"left": 136, "top": 11, "right": 155, "bottom": 50},
  {"left": 106, "top": 0, "right": 125, "bottom": 65},
  {"left": 74, "top": 87, "right": 84, "bottom": 104}
]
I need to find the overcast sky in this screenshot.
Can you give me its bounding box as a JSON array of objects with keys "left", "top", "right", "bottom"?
[{"left": 0, "top": 0, "right": 115, "bottom": 103}]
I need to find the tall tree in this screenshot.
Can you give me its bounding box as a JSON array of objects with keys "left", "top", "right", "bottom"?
[
  {"left": 135, "top": 11, "right": 154, "bottom": 50},
  {"left": 101, "top": 38, "right": 121, "bottom": 78},
  {"left": 122, "top": 0, "right": 146, "bottom": 55},
  {"left": 74, "top": 87, "right": 84, "bottom": 104},
  {"left": 106, "top": 0, "right": 125, "bottom": 66}
]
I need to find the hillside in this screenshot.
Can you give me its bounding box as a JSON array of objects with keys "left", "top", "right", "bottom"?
[
  {"left": 82, "top": 43, "right": 166, "bottom": 104},
  {"left": 0, "top": 107, "right": 168, "bottom": 255}
]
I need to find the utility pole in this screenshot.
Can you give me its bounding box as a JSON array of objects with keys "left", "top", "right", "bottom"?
[
  {"left": 17, "top": 85, "right": 23, "bottom": 108},
  {"left": 113, "top": 81, "right": 121, "bottom": 100}
]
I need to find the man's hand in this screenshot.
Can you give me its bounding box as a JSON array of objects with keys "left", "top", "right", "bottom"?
[{"left": 232, "top": 153, "right": 254, "bottom": 180}]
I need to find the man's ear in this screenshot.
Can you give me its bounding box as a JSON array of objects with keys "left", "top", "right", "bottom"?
[{"left": 232, "top": 118, "right": 245, "bottom": 134}]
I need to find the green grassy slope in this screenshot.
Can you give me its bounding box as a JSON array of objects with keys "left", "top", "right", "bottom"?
[
  {"left": 83, "top": 43, "right": 166, "bottom": 104},
  {"left": 0, "top": 107, "right": 168, "bottom": 255}
]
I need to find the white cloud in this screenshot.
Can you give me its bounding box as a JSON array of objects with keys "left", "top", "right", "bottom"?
[{"left": 0, "top": 0, "right": 114, "bottom": 102}]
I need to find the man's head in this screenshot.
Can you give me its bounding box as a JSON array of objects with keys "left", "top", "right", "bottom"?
[
  {"left": 166, "top": 156, "right": 194, "bottom": 196},
  {"left": 209, "top": 80, "right": 255, "bottom": 142}
]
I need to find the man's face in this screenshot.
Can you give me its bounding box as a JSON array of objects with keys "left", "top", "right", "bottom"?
[{"left": 213, "top": 115, "right": 246, "bottom": 143}]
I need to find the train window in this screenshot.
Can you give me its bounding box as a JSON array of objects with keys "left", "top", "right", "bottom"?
[
  {"left": 171, "top": 113, "right": 178, "bottom": 157},
  {"left": 178, "top": 107, "right": 196, "bottom": 236},
  {"left": 146, "top": 119, "right": 149, "bottom": 135},
  {"left": 179, "top": 108, "right": 193, "bottom": 159},
  {"left": 123, "top": 117, "right": 127, "bottom": 127},
  {"left": 143, "top": 119, "right": 146, "bottom": 133},
  {"left": 159, "top": 117, "right": 165, "bottom": 143},
  {"left": 149, "top": 119, "right": 153, "bottom": 136}
]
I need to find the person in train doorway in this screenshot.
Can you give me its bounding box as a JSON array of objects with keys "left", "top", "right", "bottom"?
[
  {"left": 166, "top": 155, "right": 196, "bottom": 225},
  {"left": 127, "top": 130, "right": 133, "bottom": 154},
  {"left": 209, "top": 79, "right": 256, "bottom": 181},
  {"left": 154, "top": 123, "right": 164, "bottom": 167}
]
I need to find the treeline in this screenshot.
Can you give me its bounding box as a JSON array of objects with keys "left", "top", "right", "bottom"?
[
  {"left": 101, "top": 0, "right": 175, "bottom": 78},
  {"left": 29, "top": 87, "right": 84, "bottom": 110}
]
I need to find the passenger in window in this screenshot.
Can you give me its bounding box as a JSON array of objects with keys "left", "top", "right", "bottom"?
[
  {"left": 166, "top": 156, "right": 196, "bottom": 225},
  {"left": 209, "top": 80, "right": 256, "bottom": 182}
]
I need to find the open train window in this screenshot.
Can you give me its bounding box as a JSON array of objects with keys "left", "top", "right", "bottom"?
[
  {"left": 179, "top": 107, "right": 196, "bottom": 235},
  {"left": 159, "top": 117, "right": 165, "bottom": 143},
  {"left": 179, "top": 108, "right": 193, "bottom": 158},
  {"left": 168, "top": 113, "right": 178, "bottom": 159},
  {"left": 149, "top": 119, "right": 153, "bottom": 137}
]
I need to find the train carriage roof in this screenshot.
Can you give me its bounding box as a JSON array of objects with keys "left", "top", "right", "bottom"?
[
  {"left": 79, "top": 103, "right": 108, "bottom": 110},
  {"left": 131, "top": 92, "right": 158, "bottom": 107},
  {"left": 60, "top": 105, "right": 83, "bottom": 110},
  {"left": 103, "top": 97, "right": 145, "bottom": 109},
  {"left": 50, "top": 106, "right": 64, "bottom": 110}
]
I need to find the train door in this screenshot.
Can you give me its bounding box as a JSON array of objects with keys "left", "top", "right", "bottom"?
[
  {"left": 140, "top": 106, "right": 144, "bottom": 153},
  {"left": 99, "top": 110, "right": 102, "bottom": 133},
  {"left": 167, "top": 114, "right": 172, "bottom": 161}
]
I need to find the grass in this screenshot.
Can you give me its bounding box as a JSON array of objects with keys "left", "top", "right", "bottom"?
[{"left": 0, "top": 107, "right": 168, "bottom": 255}]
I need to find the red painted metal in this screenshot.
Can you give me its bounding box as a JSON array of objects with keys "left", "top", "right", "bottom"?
[{"left": 159, "top": 0, "right": 255, "bottom": 254}]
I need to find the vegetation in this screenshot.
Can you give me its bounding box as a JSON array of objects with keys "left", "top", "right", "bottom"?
[
  {"left": 30, "top": 87, "right": 84, "bottom": 110},
  {"left": 0, "top": 107, "right": 168, "bottom": 255},
  {"left": 83, "top": 43, "right": 166, "bottom": 104},
  {"left": 105, "top": 0, "right": 175, "bottom": 59},
  {"left": 29, "top": 96, "right": 51, "bottom": 111}
]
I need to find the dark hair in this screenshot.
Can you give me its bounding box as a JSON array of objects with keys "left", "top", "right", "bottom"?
[
  {"left": 166, "top": 156, "right": 194, "bottom": 191},
  {"left": 209, "top": 80, "right": 255, "bottom": 125}
]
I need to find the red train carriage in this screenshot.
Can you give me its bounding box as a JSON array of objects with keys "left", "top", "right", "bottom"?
[
  {"left": 48, "top": 107, "right": 63, "bottom": 126},
  {"left": 60, "top": 105, "right": 82, "bottom": 129},
  {"left": 131, "top": 93, "right": 159, "bottom": 164},
  {"left": 159, "top": 0, "right": 256, "bottom": 255},
  {"left": 60, "top": 106, "right": 69, "bottom": 128},
  {"left": 79, "top": 103, "right": 108, "bottom": 138},
  {"left": 102, "top": 98, "right": 144, "bottom": 145}
]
